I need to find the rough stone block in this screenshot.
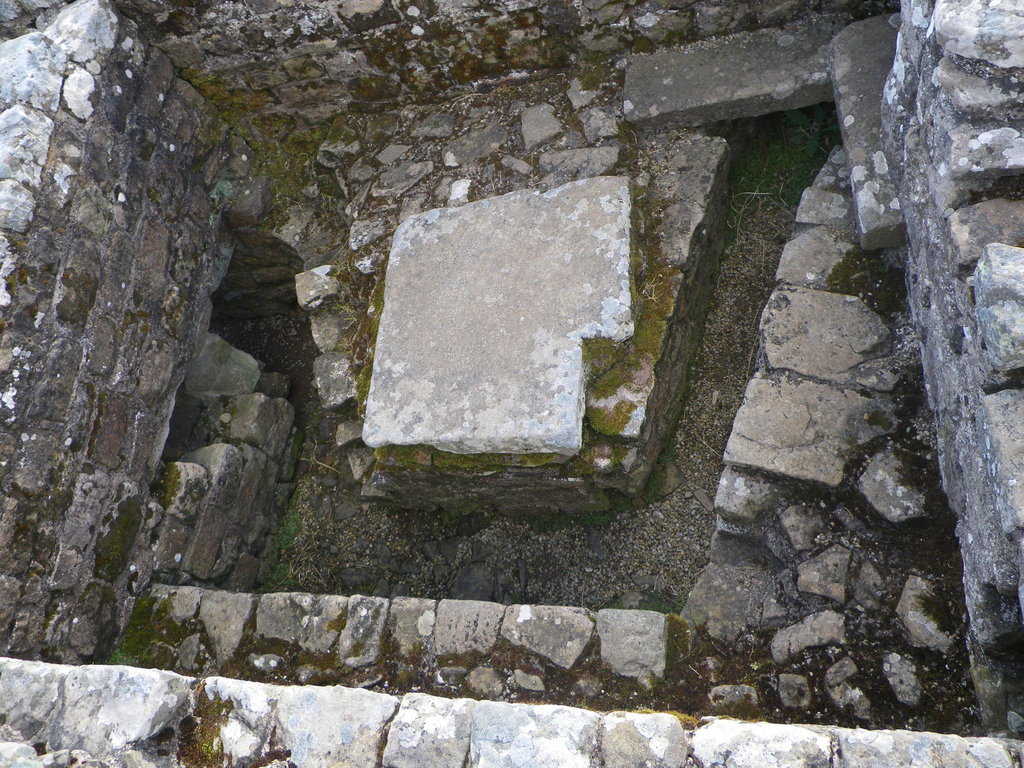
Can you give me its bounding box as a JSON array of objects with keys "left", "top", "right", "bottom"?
[
  {"left": 0, "top": 658, "right": 69, "bottom": 742},
  {"left": 858, "top": 450, "right": 927, "bottom": 523},
  {"left": 949, "top": 125, "right": 1024, "bottom": 180},
  {"left": 794, "top": 187, "right": 852, "bottom": 227},
  {"left": 500, "top": 605, "right": 594, "bottom": 669},
  {"left": 760, "top": 287, "right": 894, "bottom": 390},
  {"left": 314, "top": 352, "right": 358, "bottom": 410},
  {"left": 713, "top": 466, "right": 785, "bottom": 524},
  {"left": 601, "top": 711, "right": 689, "bottom": 768},
  {"left": 383, "top": 693, "right": 475, "bottom": 768},
  {"left": 226, "top": 392, "right": 294, "bottom": 459},
  {"left": 0, "top": 105, "right": 53, "bottom": 188},
  {"left": 724, "top": 373, "right": 893, "bottom": 487},
  {"left": 981, "top": 389, "right": 1024, "bottom": 535},
  {"left": 51, "top": 665, "right": 191, "bottom": 755},
  {"left": 203, "top": 677, "right": 277, "bottom": 764},
  {"left": 338, "top": 594, "right": 388, "bottom": 668},
  {"left": 831, "top": 15, "right": 906, "bottom": 249},
  {"left": 387, "top": 596, "right": 436, "bottom": 657},
  {"left": 896, "top": 575, "right": 954, "bottom": 653},
  {"left": 683, "top": 563, "right": 770, "bottom": 643},
  {"left": 184, "top": 334, "right": 260, "bottom": 398},
  {"left": 595, "top": 609, "right": 666, "bottom": 681},
  {"left": 776, "top": 226, "right": 856, "bottom": 288},
  {"left": 470, "top": 701, "right": 601, "bottom": 768},
  {"left": 974, "top": 243, "right": 1024, "bottom": 371},
  {"left": 949, "top": 199, "right": 1024, "bottom": 271},
  {"left": 691, "top": 720, "right": 832, "bottom": 768},
  {"left": 256, "top": 592, "right": 346, "bottom": 654},
  {"left": 520, "top": 103, "right": 562, "bottom": 151},
  {"left": 0, "top": 178, "right": 35, "bottom": 233},
  {"left": 363, "top": 176, "right": 632, "bottom": 456},
  {"left": 934, "top": 0, "right": 1024, "bottom": 69},
  {"left": 623, "top": 22, "right": 834, "bottom": 128},
  {"left": 432, "top": 599, "right": 504, "bottom": 657},
  {"left": 836, "top": 728, "right": 1014, "bottom": 768},
  {"left": 274, "top": 686, "right": 398, "bottom": 768},
  {"left": 198, "top": 590, "right": 254, "bottom": 664},
  {"left": 42, "top": 0, "right": 118, "bottom": 66},
  {"left": 295, "top": 265, "right": 341, "bottom": 310}
]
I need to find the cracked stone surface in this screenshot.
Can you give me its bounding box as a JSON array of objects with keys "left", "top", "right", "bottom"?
[
  {"left": 723, "top": 373, "right": 893, "bottom": 487},
  {"left": 363, "top": 176, "right": 633, "bottom": 455}
]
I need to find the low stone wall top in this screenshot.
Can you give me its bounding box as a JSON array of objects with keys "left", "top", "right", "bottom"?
[{"left": 0, "top": 656, "right": 1019, "bottom": 768}]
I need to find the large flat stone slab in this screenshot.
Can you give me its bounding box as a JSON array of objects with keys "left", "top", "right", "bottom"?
[
  {"left": 831, "top": 15, "right": 906, "bottom": 250},
  {"left": 974, "top": 243, "right": 1024, "bottom": 371},
  {"left": 363, "top": 176, "right": 633, "bottom": 456},
  {"left": 981, "top": 388, "right": 1024, "bottom": 535},
  {"left": 623, "top": 22, "right": 834, "bottom": 128},
  {"left": 723, "top": 373, "right": 893, "bottom": 487},
  {"left": 759, "top": 287, "right": 894, "bottom": 390}
]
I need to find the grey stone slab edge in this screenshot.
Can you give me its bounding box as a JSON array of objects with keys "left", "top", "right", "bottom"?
[{"left": 0, "top": 656, "right": 1019, "bottom": 768}]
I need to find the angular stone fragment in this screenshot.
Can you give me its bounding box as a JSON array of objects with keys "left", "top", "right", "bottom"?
[
  {"left": 623, "top": 23, "right": 834, "bottom": 127},
  {"left": 256, "top": 593, "right": 347, "bottom": 654},
  {"left": 432, "top": 599, "right": 504, "bottom": 656},
  {"left": 760, "top": 287, "right": 894, "bottom": 390},
  {"left": 948, "top": 125, "right": 1024, "bottom": 180},
  {"left": 779, "top": 505, "right": 827, "bottom": 553},
  {"left": 934, "top": 57, "right": 1024, "bottom": 122},
  {"left": 691, "top": 720, "right": 832, "bottom": 768},
  {"left": 596, "top": 609, "right": 666, "bottom": 681},
  {"left": 796, "top": 544, "right": 850, "bottom": 603},
  {"left": 0, "top": 658, "right": 70, "bottom": 742},
  {"left": 203, "top": 677, "right": 277, "bottom": 764},
  {"left": 520, "top": 103, "right": 562, "bottom": 151},
  {"left": 52, "top": 665, "right": 191, "bottom": 755},
  {"left": 771, "top": 610, "right": 846, "bottom": 663},
  {"left": 470, "top": 701, "right": 601, "bottom": 768},
  {"left": 896, "top": 575, "right": 954, "bottom": 653},
  {"left": 709, "top": 684, "right": 758, "bottom": 711},
  {"left": 382, "top": 693, "right": 474, "bottom": 768},
  {"left": 974, "top": 243, "right": 1024, "bottom": 371},
  {"left": 199, "top": 590, "right": 254, "bottom": 664},
  {"left": 444, "top": 121, "right": 506, "bottom": 165},
  {"left": 579, "top": 106, "right": 619, "bottom": 143},
  {"left": 882, "top": 652, "right": 921, "bottom": 706},
  {"left": 467, "top": 666, "right": 504, "bottom": 698},
  {"left": 274, "top": 686, "right": 398, "bottom": 767},
  {"left": 934, "top": 0, "right": 1024, "bottom": 69},
  {"left": 949, "top": 199, "right": 1024, "bottom": 271},
  {"left": 794, "top": 187, "right": 852, "bottom": 227},
  {"left": 227, "top": 392, "right": 294, "bottom": 459},
  {"left": 0, "top": 105, "right": 53, "bottom": 188},
  {"left": 0, "top": 33, "right": 66, "bottom": 113},
  {"left": 184, "top": 333, "right": 260, "bottom": 398},
  {"left": 778, "top": 673, "right": 812, "bottom": 709},
  {"left": 776, "top": 226, "right": 856, "bottom": 288},
  {"left": 363, "top": 177, "right": 632, "bottom": 455},
  {"left": 858, "top": 450, "right": 927, "bottom": 523},
  {"left": 714, "top": 466, "right": 784, "bottom": 524},
  {"left": 538, "top": 146, "right": 620, "bottom": 184},
  {"left": 601, "top": 711, "right": 689, "bottom": 768},
  {"left": 724, "top": 373, "right": 893, "bottom": 487},
  {"left": 295, "top": 266, "right": 341, "bottom": 310},
  {"left": 831, "top": 16, "right": 905, "bottom": 249},
  {"left": 373, "top": 160, "right": 433, "bottom": 197},
  {"left": 500, "top": 605, "right": 594, "bottom": 669},
  {"left": 981, "top": 389, "right": 1024, "bottom": 534},
  {"left": 338, "top": 594, "right": 388, "bottom": 667},
  {"left": 314, "top": 352, "right": 357, "bottom": 410}
]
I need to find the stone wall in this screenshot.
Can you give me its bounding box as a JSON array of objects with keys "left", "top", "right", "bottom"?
[
  {"left": 882, "top": 0, "right": 1024, "bottom": 735},
  {"left": 107, "top": 0, "right": 894, "bottom": 121},
  {"left": 0, "top": 655, "right": 1021, "bottom": 768},
  {"left": 0, "top": 0, "right": 227, "bottom": 661}
]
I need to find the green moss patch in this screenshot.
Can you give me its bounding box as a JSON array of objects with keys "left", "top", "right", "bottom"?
[
  {"left": 94, "top": 496, "right": 143, "bottom": 582},
  {"left": 826, "top": 247, "right": 905, "bottom": 318}
]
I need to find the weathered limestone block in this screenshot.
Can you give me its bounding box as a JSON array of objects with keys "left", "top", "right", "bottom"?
[
  {"left": 470, "top": 701, "right": 601, "bottom": 768},
  {"left": 934, "top": 0, "right": 1024, "bottom": 69},
  {"left": 794, "top": 187, "right": 853, "bottom": 228},
  {"left": 949, "top": 199, "right": 1024, "bottom": 272},
  {"left": 623, "top": 22, "right": 834, "bottom": 128},
  {"left": 226, "top": 392, "right": 294, "bottom": 460},
  {"left": 256, "top": 592, "right": 347, "bottom": 654},
  {"left": 836, "top": 727, "right": 1015, "bottom": 768},
  {"left": 796, "top": 544, "right": 850, "bottom": 603},
  {"left": 0, "top": 33, "right": 66, "bottom": 113},
  {"left": 294, "top": 265, "right": 342, "bottom": 310},
  {"left": 274, "top": 686, "right": 398, "bottom": 768},
  {"left": 500, "top": 605, "right": 594, "bottom": 669},
  {"left": 831, "top": 15, "right": 906, "bottom": 249},
  {"left": 363, "top": 176, "right": 632, "bottom": 456},
  {"left": 50, "top": 665, "right": 191, "bottom": 755},
  {"left": 0, "top": 105, "right": 53, "bottom": 187},
  {"left": 948, "top": 125, "right": 1024, "bottom": 180},
  {"left": 387, "top": 596, "right": 436, "bottom": 657},
  {"left": 382, "top": 693, "right": 475, "bottom": 768},
  {"left": 198, "top": 590, "right": 254, "bottom": 664},
  {"left": 601, "top": 711, "right": 689, "bottom": 768},
  {"left": 42, "top": 0, "right": 118, "bottom": 66},
  {"left": 759, "top": 287, "right": 894, "bottom": 390},
  {"left": 432, "top": 599, "right": 504, "bottom": 656},
  {"left": 595, "top": 608, "right": 666, "bottom": 682},
  {"left": 203, "top": 677, "right": 279, "bottom": 764},
  {"left": 934, "top": 57, "right": 1024, "bottom": 122},
  {"left": 713, "top": 466, "right": 786, "bottom": 525},
  {"left": 724, "top": 373, "right": 893, "bottom": 487},
  {"left": 980, "top": 389, "right": 1024, "bottom": 535},
  {"left": 183, "top": 333, "right": 260, "bottom": 399},
  {"left": 314, "top": 351, "right": 357, "bottom": 410},
  {"left": 974, "top": 243, "right": 1024, "bottom": 371},
  {"left": 0, "top": 657, "right": 68, "bottom": 742},
  {"left": 691, "top": 720, "right": 833, "bottom": 768}
]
